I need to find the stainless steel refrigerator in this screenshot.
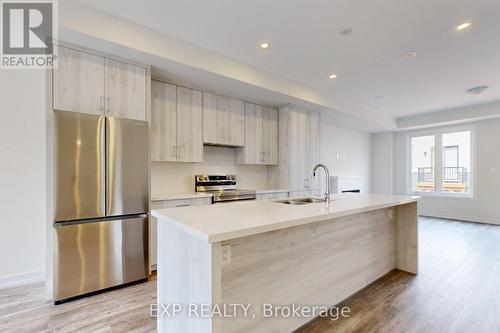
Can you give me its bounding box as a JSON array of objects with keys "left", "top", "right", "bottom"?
[{"left": 53, "top": 110, "right": 149, "bottom": 303}]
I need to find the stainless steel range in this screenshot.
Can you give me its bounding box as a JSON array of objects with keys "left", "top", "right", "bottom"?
[{"left": 195, "top": 175, "right": 256, "bottom": 203}]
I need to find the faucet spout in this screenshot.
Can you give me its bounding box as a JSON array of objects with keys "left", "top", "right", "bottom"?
[{"left": 311, "top": 163, "right": 331, "bottom": 203}]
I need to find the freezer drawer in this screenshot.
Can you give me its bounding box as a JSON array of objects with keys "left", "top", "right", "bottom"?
[
  {"left": 53, "top": 111, "right": 105, "bottom": 222},
  {"left": 53, "top": 216, "right": 149, "bottom": 302}
]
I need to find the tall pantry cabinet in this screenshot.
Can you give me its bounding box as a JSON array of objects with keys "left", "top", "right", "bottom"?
[{"left": 269, "top": 105, "right": 320, "bottom": 196}]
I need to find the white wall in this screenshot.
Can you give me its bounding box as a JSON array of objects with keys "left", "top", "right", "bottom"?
[
  {"left": 371, "top": 133, "right": 394, "bottom": 194},
  {"left": 392, "top": 119, "right": 500, "bottom": 225},
  {"left": 320, "top": 118, "right": 372, "bottom": 193},
  {"left": 0, "top": 70, "right": 46, "bottom": 284},
  {"left": 151, "top": 146, "right": 271, "bottom": 194}
]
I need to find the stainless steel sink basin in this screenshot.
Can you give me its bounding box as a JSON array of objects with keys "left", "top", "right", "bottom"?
[{"left": 275, "top": 197, "right": 326, "bottom": 205}]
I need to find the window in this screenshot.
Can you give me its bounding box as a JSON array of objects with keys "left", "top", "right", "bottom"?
[
  {"left": 408, "top": 129, "right": 473, "bottom": 197},
  {"left": 410, "top": 135, "right": 435, "bottom": 192},
  {"left": 442, "top": 132, "right": 471, "bottom": 194}
]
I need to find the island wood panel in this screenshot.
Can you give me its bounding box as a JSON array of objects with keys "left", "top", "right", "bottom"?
[
  {"left": 157, "top": 220, "right": 221, "bottom": 333},
  {"left": 53, "top": 46, "right": 105, "bottom": 115},
  {"left": 176, "top": 86, "right": 203, "bottom": 162},
  {"left": 396, "top": 202, "right": 418, "bottom": 274},
  {"left": 218, "top": 207, "right": 397, "bottom": 333},
  {"left": 104, "top": 58, "right": 147, "bottom": 121},
  {"left": 151, "top": 81, "right": 177, "bottom": 161}
]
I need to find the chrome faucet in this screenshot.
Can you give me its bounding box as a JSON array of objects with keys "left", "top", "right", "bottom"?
[{"left": 312, "top": 163, "right": 331, "bottom": 203}]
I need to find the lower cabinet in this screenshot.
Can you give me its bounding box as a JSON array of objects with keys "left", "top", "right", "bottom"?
[{"left": 149, "top": 197, "right": 212, "bottom": 271}]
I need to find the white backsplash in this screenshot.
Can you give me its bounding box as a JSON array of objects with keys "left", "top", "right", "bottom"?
[{"left": 151, "top": 146, "right": 271, "bottom": 194}]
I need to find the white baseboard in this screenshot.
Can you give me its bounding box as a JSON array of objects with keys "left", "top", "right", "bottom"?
[
  {"left": 420, "top": 212, "right": 500, "bottom": 226},
  {"left": 0, "top": 270, "right": 45, "bottom": 289}
]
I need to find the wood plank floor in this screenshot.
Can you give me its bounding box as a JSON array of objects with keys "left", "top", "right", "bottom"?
[{"left": 1, "top": 217, "right": 499, "bottom": 333}]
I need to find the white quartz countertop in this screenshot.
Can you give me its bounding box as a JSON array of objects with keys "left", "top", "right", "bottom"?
[{"left": 151, "top": 193, "right": 420, "bottom": 243}]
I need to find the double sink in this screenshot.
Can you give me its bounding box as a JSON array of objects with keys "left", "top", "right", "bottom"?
[{"left": 275, "top": 197, "right": 326, "bottom": 205}]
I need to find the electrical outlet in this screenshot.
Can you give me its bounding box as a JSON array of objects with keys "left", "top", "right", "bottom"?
[{"left": 222, "top": 244, "right": 232, "bottom": 265}]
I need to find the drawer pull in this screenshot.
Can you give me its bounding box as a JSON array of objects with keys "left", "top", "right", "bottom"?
[{"left": 176, "top": 204, "right": 190, "bottom": 207}]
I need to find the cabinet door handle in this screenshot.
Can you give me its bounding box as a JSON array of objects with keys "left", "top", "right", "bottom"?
[
  {"left": 176, "top": 204, "right": 190, "bottom": 207},
  {"left": 99, "top": 96, "right": 104, "bottom": 113},
  {"left": 107, "top": 97, "right": 111, "bottom": 114},
  {"left": 171, "top": 145, "right": 176, "bottom": 160}
]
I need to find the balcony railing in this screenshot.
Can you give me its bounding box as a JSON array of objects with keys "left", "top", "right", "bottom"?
[
  {"left": 417, "top": 167, "right": 434, "bottom": 182},
  {"left": 414, "top": 167, "right": 469, "bottom": 193},
  {"left": 417, "top": 167, "right": 468, "bottom": 183}
]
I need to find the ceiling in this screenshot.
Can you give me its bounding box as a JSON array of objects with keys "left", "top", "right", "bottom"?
[{"left": 74, "top": 0, "right": 500, "bottom": 119}]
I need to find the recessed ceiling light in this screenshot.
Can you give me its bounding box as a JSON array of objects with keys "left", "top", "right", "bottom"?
[
  {"left": 339, "top": 27, "right": 353, "bottom": 36},
  {"left": 329, "top": 73, "right": 337, "bottom": 79},
  {"left": 456, "top": 22, "right": 471, "bottom": 31},
  {"left": 466, "top": 85, "right": 488, "bottom": 95},
  {"left": 402, "top": 51, "right": 418, "bottom": 59},
  {"left": 259, "top": 42, "right": 270, "bottom": 49}
]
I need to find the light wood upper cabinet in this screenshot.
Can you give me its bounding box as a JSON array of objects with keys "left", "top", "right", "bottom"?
[
  {"left": 229, "top": 99, "right": 246, "bottom": 146},
  {"left": 262, "top": 106, "right": 279, "bottom": 164},
  {"left": 238, "top": 103, "right": 263, "bottom": 164},
  {"left": 236, "top": 102, "right": 278, "bottom": 165},
  {"left": 53, "top": 46, "right": 105, "bottom": 115},
  {"left": 151, "top": 81, "right": 204, "bottom": 163},
  {"left": 151, "top": 81, "right": 177, "bottom": 161},
  {"left": 202, "top": 92, "right": 244, "bottom": 146},
  {"left": 202, "top": 92, "right": 223, "bottom": 145},
  {"left": 104, "top": 58, "right": 147, "bottom": 121},
  {"left": 176, "top": 86, "right": 203, "bottom": 162},
  {"left": 53, "top": 45, "right": 148, "bottom": 122}
]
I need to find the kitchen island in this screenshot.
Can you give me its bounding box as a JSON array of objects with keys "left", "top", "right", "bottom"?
[{"left": 152, "top": 193, "right": 419, "bottom": 333}]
